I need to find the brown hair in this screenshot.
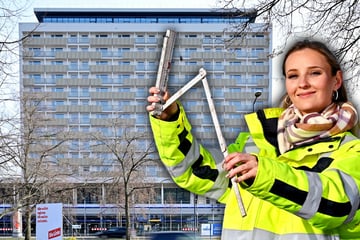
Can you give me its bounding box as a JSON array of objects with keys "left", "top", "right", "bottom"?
[{"left": 281, "top": 39, "right": 348, "bottom": 108}]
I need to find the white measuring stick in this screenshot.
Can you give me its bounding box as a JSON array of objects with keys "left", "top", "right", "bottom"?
[
  {"left": 162, "top": 68, "right": 247, "bottom": 217},
  {"left": 162, "top": 68, "right": 207, "bottom": 111},
  {"left": 201, "top": 71, "right": 247, "bottom": 217},
  {"left": 151, "top": 29, "right": 176, "bottom": 116}
]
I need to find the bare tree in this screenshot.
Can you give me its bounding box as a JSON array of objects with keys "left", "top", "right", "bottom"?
[
  {"left": 0, "top": 0, "right": 40, "bottom": 199},
  {"left": 218, "top": 0, "right": 360, "bottom": 92},
  {"left": 0, "top": 94, "right": 74, "bottom": 240},
  {"left": 0, "top": 0, "right": 35, "bottom": 109},
  {"left": 91, "top": 120, "right": 156, "bottom": 240}
]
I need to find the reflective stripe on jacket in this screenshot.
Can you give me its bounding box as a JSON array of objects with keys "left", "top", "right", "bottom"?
[{"left": 149, "top": 105, "right": 360, "bottom": 239}]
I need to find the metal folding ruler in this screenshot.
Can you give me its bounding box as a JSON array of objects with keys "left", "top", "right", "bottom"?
[{"left": 152, "top": 29, "right": 246, "bottom": 217}]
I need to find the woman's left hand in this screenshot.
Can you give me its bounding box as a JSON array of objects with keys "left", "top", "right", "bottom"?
[{"left": 223, "top": 152, "right": 258, "bottom": 182}]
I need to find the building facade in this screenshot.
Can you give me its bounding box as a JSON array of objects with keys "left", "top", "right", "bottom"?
[{"left": 15, "top": 8, "right": 271, "bottom": 236}]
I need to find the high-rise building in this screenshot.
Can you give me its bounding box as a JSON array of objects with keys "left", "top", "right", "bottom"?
[{"left": 18, "top": 8, "right": 271, "bottom": 235}]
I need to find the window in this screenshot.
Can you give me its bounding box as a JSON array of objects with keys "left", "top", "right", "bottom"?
[
  {"left": 148, "top": 61, "right": 157, "bottom": 71},
  {"left": 185, "top": 61, "right": 197, "bottom": 66},
  {"left": 69, "top": 61, "right": 78, "bottom": 71},
  {"left": 29, "top": 60, "right": 41, "bottom": 65},
  {"left": 203, "top": 35, "right": 212, "bottom": 44},
  {"left": 80, "top": 73, "right": 89, "bottom": 79},
  {"left": 54, "top": 100, "right": 65, "bottom": 106},
  {"left": 80, "top": 99, "right": 89, "bottom": 105},
  {"left": 251, "top": 48, "right": 265, "bottom": 57},
  {"left": 80, "top": 88, "right": 90, "bottom": 97},
  {"left": 69, "top": 113, "right": 79, "bottom": 124},
  {"left": 96, "top": 74, "right": 109, "bottom": 80},
  {"left": 214, "top": 35, "right": 223, "bottom": 44},
  {"left": 135, "top": 35, "right": 145, "bottom": 43},
  {"left": 234, "top": 48, "right": 246, "bottom": 58},
  {"left": 230, "top": 61, "right": 241, "bottom": 65},
  {"left": 54, "top": 113, "right": 65, "bottom": 119},
  {"left": 68, "top": 34, "right": 77, "bottom": 43},
  {"left": 253, "top": 61, "right": 265, "bottom": 66},
  {"left": 69, "top": 87, "right": 78, "bottom": 97},
  {"left": 54, "top": 87, "right": 64, "bottom": 92},
  {"left": 118, "top": 74, "right": 130, "bottom": 80},
  {"left": 51, "top": 34, "right": 63, "bottom": 38},
  {"left": 80, "top": 34, "right": 89, "bottom": 43},
  {"left": 51, "top": 60, "right": 63, "bottom": 65},
  {"left": 158, "top": 18, "right": 178, "bottom": 23},
  {"left": 147, "top": 35, "right": 156, "bottom": 43},
  {"left": 96, "top": 47, "right": 108, "bottom": 52},
  {"left": 230, "top": 74, "right": 242, "bottom": 82},
  {"left": 51, "top": 47, "right": 63, "bottom": 52},
  {"left": 29, "top": 47, "right": 41, "bottom": 56},
  {"left": 70, "top": 100, "right": 78, "bottom": 105},
  {"left": 96, "top": 87, "right": 109, "bottom": 92},
  {"left": 136, "top": 61, "right": 145, "bottom": 71},
  {"left": 118, "top": 34, "right": 130, "bottom": 38},
  {"left": 80, "top": 113, "right": 90, "bottom": 124},
  {"left": 229, "top": 87, "right": 242, "bottom": 93},
  {"left": 214, "top": 61, "right": 223, "bottom": 70},
  {"left": 184, "top": 48, "right": 197, "bottom": 58},
  {"left": 33, "top": 87, "right": 42, "bottom": 92},
  {"left": 80, "top": 61, "right": 89, "bottom": 70},
  {"left": 101, "top": 101, "right": 112, "bottom": 111},
  {"left": 96, "top": 60, "right": 108, "bottom": 65},
  {"left": 70, "top": 74, "right": 78, "bottom": 79},
  {"left": 95, "top": 34, "right": 108, "bottom": 38}
]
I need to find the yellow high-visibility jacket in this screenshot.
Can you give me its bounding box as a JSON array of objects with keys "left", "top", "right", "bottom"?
[{"left": 149, "top": 105, "right": 360, "bottom": 239}]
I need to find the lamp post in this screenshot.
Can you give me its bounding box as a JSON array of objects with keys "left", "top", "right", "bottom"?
[{"left": 252, "top": 91, "right": 262, "bottom": 112}]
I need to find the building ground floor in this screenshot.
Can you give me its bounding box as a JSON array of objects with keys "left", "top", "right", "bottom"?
[{"left": 0, "top": 203, "right": 225, "bottom": 237}]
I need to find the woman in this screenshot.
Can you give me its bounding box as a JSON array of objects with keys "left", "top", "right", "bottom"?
[{"left": 146, "top": 39, "right": 360, "bottom": 239}]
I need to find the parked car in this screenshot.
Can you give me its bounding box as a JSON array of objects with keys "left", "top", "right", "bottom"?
[
  {"left": 95, "top": 227, "right": 127, "bottom": 238},
  {"left": 148, "top": 231, "right": 195, "bottom": 240}
]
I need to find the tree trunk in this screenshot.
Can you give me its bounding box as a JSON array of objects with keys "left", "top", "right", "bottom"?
[
  {"left": 24, "top": 207, "right": 32, "bottom": 240},
  {"left": 125, "top": 193, "right": 131, "bottom": 240}
]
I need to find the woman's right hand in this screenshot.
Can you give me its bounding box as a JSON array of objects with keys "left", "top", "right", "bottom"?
[{"left": 146, "top": 87, "right": 179, "bottom": 121}]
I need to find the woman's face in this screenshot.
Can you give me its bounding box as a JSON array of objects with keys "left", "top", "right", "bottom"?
[{"left": 284, "top": 48, "right": 342, "bottom": 115}]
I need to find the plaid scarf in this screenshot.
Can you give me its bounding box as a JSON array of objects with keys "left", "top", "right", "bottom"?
[{"left": 277, "top": 102, "right": 358, "bottom": 154}]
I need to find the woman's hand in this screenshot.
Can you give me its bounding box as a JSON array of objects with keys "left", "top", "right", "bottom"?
[
  {"left": 223, "top": 152, "right": 258, "bottom": 182},
  {"left": 146, "top": 87, "right": 179, "bottom": 121}
]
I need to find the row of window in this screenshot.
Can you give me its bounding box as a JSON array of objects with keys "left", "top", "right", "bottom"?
[
  {"left": 27, "top": 49, "right": 267, "bottom": 61},
  {"left": 32, "top": 33, "right": 265, "bottom": 39},
  {"left": 42, "top": 16, "right": 252, "bottom": 24},
  {"left": 29, "top": 85, "right": 263, "bottom": 96},
  {"left": 28, "top": 57, "right": 268, "bottom": 65},
  {"left": 28, "top": 72, "right": 265, "bottom": 78},
  {"left": 27, "top": 60, "right": 266, "bottom": 70},
  {"left": 33, "top": 101, "right": 261, "bottom": 125},
  {"left": 28, "top": 46, "right": 266, "bottom": 51}
]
